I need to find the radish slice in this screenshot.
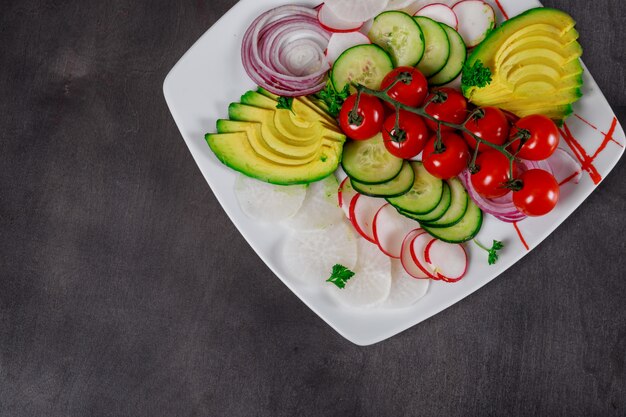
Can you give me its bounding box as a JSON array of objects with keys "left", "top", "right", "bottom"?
[
  {"left": 385, "top": 0, "right": 419, "bottom": 10},
  {"left": 330, "top": 238, "right": 392, "bottom": 307},
  {"left": 547, "top": 148, "right": 583, "bottom": 185},
  {"left": 359, "top": 19, "right": 374, "bottom": 36},
  {"left": 410, "top": 233, "right": 437, "bottom": 279},
  {"left": 234, "top": 174, "right": 307, "bottom": 222},
  {"left": 285, "top": 175, "right": 343, "bottom": 230},
  {"left": 349, "top": 194, "right": 387, "bottom": 243},
  {"left": 318, "top": 4, "right": 364, "bottom": 33},
  {"left": 324, "top": 0, "right": 390, "bottom": 22},
  {"left": 338, "top": 177, "right": 358, "bottom": 219},
  {"left": 325, "top": 32, "right": 371, "bottom": 65},
  {"left": 384, "top": 259, "right": 430, "bottom": 308},
  {"left": 452, "top": 0, "right": 495, "bottom": 47},
  {"left": 415, "top": 4, "right": 458, "bottom": 30},
  {"left": 373, "top": 204, "right": 420, "bottom": 258},
  {"left": 283, "top": 220, "right": 359, "bottom": 283},
  {"left": 400, "top": 229, "right": 430, "bottom": 279},
  {"left": 424, "top": 239, "right": 468, "bottom": 282}
]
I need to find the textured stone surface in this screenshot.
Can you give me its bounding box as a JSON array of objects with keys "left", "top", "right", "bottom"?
[{"left": 0, "top": 1, "right": 625, "bottom": 416}]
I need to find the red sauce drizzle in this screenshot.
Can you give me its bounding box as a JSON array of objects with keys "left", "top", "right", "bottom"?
[
  {"left": 513, "top": 222, "right": 529, "bottom": 251},
  {"left": 494, "top": 0, "right": 509, "bottom": 20},
  {"left": 574, "top": 114, "right": 598, "bottom": 130},
  {"left": 558, "top": 171, "right": 580, "bottom": 186}
]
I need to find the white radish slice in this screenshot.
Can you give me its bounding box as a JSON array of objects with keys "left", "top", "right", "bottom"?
[
  {"left": 373, "top": 203, "right": 420, "bottom": 258},
  {"left": 410, "top": 233, "right": 437, "bottom": 279},
  {"left": 452, "top": 0, "right": 495, "bottom": 47},
  {"left": 234, "top": 174, "right": 307, "bottom": 222},
  {"left": 318, "top": 4, "right": 364, "bottom": 33},
  {"left": 424, "top": 239, "right": 468, "bottom": 282},
  {"left": 338, "top": 177, "right": 358, "bottom": 219},
  {"left": 325, "top": 32, "right": 371, "bottom": 65},
  {"left": 547, "top": 148, "right": 583, "bottom": 185},
  {"left": 415, "top": 4, "right": 458, "bottom": 30},
  {"left": 359, "top": 19, "right": 374, "bottom": 36},
  {"left": 385, "top": 0, "right": 419, "bottom": 10},
  {"left": 384, "top": 259, "right": 430, "bottom": 308},
  {"left": 283, "top": 220, "right": 358, "bottom": 283},
  {"left": 324, "top": 0, "right": 390, "bottom": 23},
  {"left": 400, "top": 229, "right": 430, "bottom": 279},
  {"left": 330, "top": 238, "right": 392, "bottom": 308},
  {"left": 285, "top": 175, "right": 343, "bottom": 230},
  {"left": 349, "top": 194, "right": 387, "bottom": 243}
]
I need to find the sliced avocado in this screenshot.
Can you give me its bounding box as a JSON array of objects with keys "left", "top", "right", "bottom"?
[{"left": 206, "top": 132, "right": 341, "bottom": 185}]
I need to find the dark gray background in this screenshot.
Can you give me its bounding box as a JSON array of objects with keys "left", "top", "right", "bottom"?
[{"left": 1, "top": 0, "right": 625, "bottom": 416}]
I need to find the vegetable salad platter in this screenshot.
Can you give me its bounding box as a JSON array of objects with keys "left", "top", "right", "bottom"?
[{"left": 164, "top": 0, "right": 625, "bottom": 345}]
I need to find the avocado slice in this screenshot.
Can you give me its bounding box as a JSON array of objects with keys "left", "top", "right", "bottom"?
[{"left": 461, "top": 8, "right": 583, "bottom": 123}]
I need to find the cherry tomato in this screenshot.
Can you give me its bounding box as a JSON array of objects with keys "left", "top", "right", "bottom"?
[
  {"left": 463, "top": 107, "right": 510, "bottom": 152},
  {"left": 338, "top": 93, "right": 385, "bottom": 140},
  {"left": 382, "top": 110, "right": 429, "bottom": 159},
  {"left": 422, "top": 132, "right": 470, "bottom": 179},
  {"left": 380, "top": 67, "right": 429, "bottom": 108},
  {"left": 512, "top": 169, "right": 560, "bottom": 216},
  {"left": 508, "top": 114, "right": 559, "bottom": 160},
  {"left": 423, "top": 88, "right": 468, "bottom": 132},
  {"left": 470, "top": 150, "right": 517, "bottom": 198}
]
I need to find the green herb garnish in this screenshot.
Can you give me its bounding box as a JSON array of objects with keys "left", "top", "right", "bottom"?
[
  {"left": 276, "top": 96, "right": 294, "bottom": 112},
  {"left": 461, "top": 60, "right": 492, "bottom": 90},
  {"left": 474, "top": 239, "right": 504, "bottom": 265},
  {"left": 326, "top": 264, "right": 355, "bottom": 289},
  {"left": 318, "top": 82, "right": 350, "bottom": 117}
]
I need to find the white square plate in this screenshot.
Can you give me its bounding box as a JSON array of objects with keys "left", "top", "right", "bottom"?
[{"left": 163, "top": 0, "right": 625, "bottom": 345}]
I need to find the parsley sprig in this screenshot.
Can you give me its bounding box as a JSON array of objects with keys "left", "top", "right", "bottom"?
[
  {"left": 461, "top": 60, "right": 492, "bottom": 90},
  {"left": 474, "top": 239, "right": 504, "bottom": 265},
  {"left": 276, "top": 96, "right": 294, "bottom": 112},
  {"left": 317, "top": 82, "right": 350, "bottom": 117},
  {"left": 326, "top": 264, "right": 355, "bottom": 289}
]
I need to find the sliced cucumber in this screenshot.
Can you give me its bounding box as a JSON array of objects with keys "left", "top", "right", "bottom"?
[
  {"left": 350, "top": 160, "right": 415, "bottom": 198},
  {"left": 398, "top": 181, "right": 451, "bottom": 222},
  {"left": 428, "top": 24, "right": 467, "bottom": 86},
  {"left": 414, "top": 17, "right": 451, "bottom": 77},
  {"left": 331, "top": 44, "right": 394, "bottom": 92},
  {"left": 420, "top": 177, "right": 468, "bottom": 228},
  {"left": 422, "top": 199, "right": 483, "bottom": 243},
  {"left": 342, "top": 133, "right": 404, "bottom": 184},
  {"left": 387, "top": 162, "right": 443, "bottom": 214},
  {"left": 368, "top": 11, "right": 425, "bottom": 67}
]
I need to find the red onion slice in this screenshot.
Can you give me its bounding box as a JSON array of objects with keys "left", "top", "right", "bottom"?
[{"left": 460, "top": 170, "right": 527, "bottom": 223}]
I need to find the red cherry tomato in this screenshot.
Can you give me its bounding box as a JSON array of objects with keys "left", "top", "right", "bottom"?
[
  {"left": 380, "top": 67, "right": 428, "bottom": 108},
  {"left": 512, "top": 169, "right": 560, "bottom": 216},
  {"left": 423, "top": 88, "right": 468, "bottom": 132},
  {"left": 463, "top": 107, "right": 510, "bottom": 152},
  {"left": 470, "top": 150, "right": 517, "bottom": 198},
  {"left": 422, "top": 132, "right": 470, "bottom": 179},
  {"left": 508, "top": 114, "right": 559, "bottom": 160},
  {"left": 338, "top": 93, "right": 384, "bottom": 140},
  {"left": 382, "top": 110, "right": 429, "bottom": 159}
]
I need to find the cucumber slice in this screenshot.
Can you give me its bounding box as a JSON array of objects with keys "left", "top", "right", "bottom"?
[
  {"left": 420, "top": 177, "right": 468, "bottom": 228},
  {"left": 342, "top": 133, "right": 404, "bottom": 184},
  {"left": 422, "top": 199, "right": 483, "bottom": 243},
  {"left": 331, "top": 44, "right": 394, "bottom": 93},
  {"left": 368, "top": 11, "right": 425, "bottom": 67},
  {"left": 414, "top": 17, "right": 451, "bottom": 77},
  {"left": 350, "top": 160, "right": 415, "bottom": 197},
  {"left": 387, "top": 162, "right": 443, "bottom": 214},
  {"left": 428, "top": 24, "right": 467, "bottom": 86},
  {"left": 398, "top": 181, "right": 451, "bottom": 222}
]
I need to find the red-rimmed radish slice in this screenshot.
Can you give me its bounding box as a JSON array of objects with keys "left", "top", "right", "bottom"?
[
  {"left": 359, "top": 19, "right": 374, "bottom": 36},
  {"left": 452, "top": 0, "right": 495, "bottom": 47},
  {"left": 317, "top": 3, "right": 364, "bottom": 33},
  {"left": 373, "top": 204, "right": 420, "bottom": 258},
  {"left": 325, "top": 32, "right": 371, "bottom": 65},
  {"left": 410, "top": 233, "right": 437, "bottom": 279},
  {"left": 285, "top": 175, "right": 343, "bottom": 230},
  {"left": 384, "top": 259, "right": 430, "bottom": 308},
  {"left": 349, "top": 194, "right": 387, "bottom": 243},
  {"left": 415, "top": 3, "right": 458, "bottom": 30},
  {"left": 338, "top": 177, "right": 358, "bottom": 219},
  {"left": 547, "top": 148, "right": 583, "bottom": 185},
  {"left": 283, "top": 220, "right": 358, "bottom": 283},
  {"left": 424, "top": 239, "right": 468, "bottom": 282},
  {"left": 385, "top": 0, "right": 418, "bottom": 10},
  {"left": 400, "top": 229, "right": 429, "bottom": 279},
  {"left": 324, "top": 0, "right": 390, "bottom": 22},
  {"left": 330, "top": 238, "right": 392, "bottom": 308},
  {"left": 234, "top": 174, "right": 307, "bottom": 222}
]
